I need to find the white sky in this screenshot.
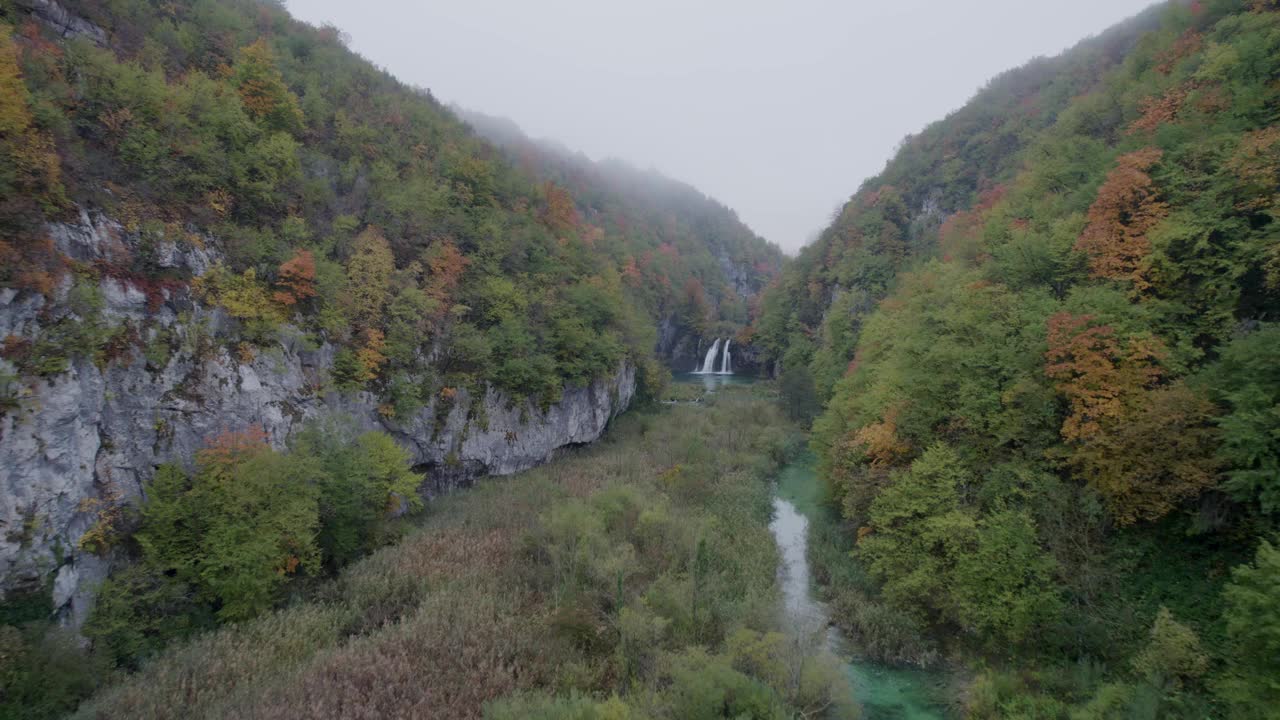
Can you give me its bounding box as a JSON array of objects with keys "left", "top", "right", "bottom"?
[{"left": 287, "top": 0, "right": 1158, "bottom": 253}]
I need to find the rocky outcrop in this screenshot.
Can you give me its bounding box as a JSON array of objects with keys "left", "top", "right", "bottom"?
[
  {"left": 0, "top": 210, "right": 635, "bottom": 628},
  {"left": 717, "top": 254, "right": 757, "bottom": 300},
  {"left": 16, "top": 0, "right": 107, "bottom": 45}
]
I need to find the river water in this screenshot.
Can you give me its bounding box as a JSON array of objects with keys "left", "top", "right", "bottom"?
[
  {"left": 667, "top": 373, "right": 951, "bottom": 716},
  {"left": 771, "top": 456, "right": 950, "bottom": 720}
]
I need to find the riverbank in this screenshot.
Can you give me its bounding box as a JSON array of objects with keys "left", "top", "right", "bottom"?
[{"left": 772, "top": 453, "right": 956, "bottom": 719}]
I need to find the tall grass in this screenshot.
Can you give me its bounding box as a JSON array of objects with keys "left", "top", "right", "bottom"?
[{"left": 74, "top": 387, "right": 852, "bottom": 719}]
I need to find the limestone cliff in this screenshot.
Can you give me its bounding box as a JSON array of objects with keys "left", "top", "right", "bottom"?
[{"left": 0, "top": 209, "right": 635, "bottom": 627}]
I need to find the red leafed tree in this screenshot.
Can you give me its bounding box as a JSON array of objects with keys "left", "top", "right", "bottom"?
[
  {"left": 938, "top": 185, "right": 1006, "bottom": 264},
  {"left": 621, "top": 256, "right": 642, "bottom": 288},
  {"left": 1127, "top": 85, "right": 1190, "bottom": 135},
  {"left": 423, "top": 238, "right": 469, "bottom": 308},
  {"left": 1075, "top": 148, "right": 1168, "bottom": 292},
  {"left": 273, "top": 249, "right": 316, "bottom": 306}
]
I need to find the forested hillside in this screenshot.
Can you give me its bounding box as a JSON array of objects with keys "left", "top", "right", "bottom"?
[
  {"left": 459, "top": 108, "right": 783, "bottom": 349},
  {"left": 0, "top": 0, "right": 779, "bottom": 412},
  {"left": 758, "top": 0, "right": 1280, "bottom": 716},
  {"left": 0, "top": 0, "right": 782, "bottom": 715}
]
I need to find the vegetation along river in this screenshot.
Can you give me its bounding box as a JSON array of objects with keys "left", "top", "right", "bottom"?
[{"left": 772, "top": 453, "right": 950, "bottom": 720}]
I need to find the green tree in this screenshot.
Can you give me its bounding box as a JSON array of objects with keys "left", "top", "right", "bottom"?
[
  {"left": 137, "top": 428, "right": 321, "bottom": 621},
  {"left": 1216, "top": 540, "right": 1280, "bottom": 717},
  {"left": 1203, "top": 326, "right": 1280, "bottom": 513},
  {"left": 1132, "top": 607, "right": 1207, "bottom": 691},
  {"left": 951, "top": 509, "right": 1060, "bottom": 645},
  {"left": 294, "top": 422, "right": 422, "bottom": 568},
  {"left": 858, "top": 443, "right": 975, "bottom": 622}
]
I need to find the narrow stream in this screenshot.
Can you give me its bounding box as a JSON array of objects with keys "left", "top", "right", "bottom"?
[{"left": 771, "top": 455, "right": 949, "bottom": 720}]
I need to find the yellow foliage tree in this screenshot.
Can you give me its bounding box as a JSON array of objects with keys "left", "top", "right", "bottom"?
[
  {"left": 232, "top": 39, "right": 304, "bottom": 134},
  {"left": 345, "top": 227, "right": 394, "bottom": 331}
]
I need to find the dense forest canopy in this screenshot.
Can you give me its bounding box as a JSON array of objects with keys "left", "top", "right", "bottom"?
[
  {"left": 757, "top": 0, "right": 1280, "bottom": 716},
  {"left": 0, "top": 0, "right": 780, "bottom": 414},
  {"left": 459, "top": 106, "right": 783, "bottom": 330}
]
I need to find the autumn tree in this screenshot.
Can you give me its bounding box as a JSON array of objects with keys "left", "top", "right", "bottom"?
[
  {"left": 851, "top": 406, "right": 913, "bottom": 468},
  {"left": 1044, "top": 313, "right": 1164, "bottom": 443},
  {"left": 273, "top": 249, "right": 317, "bottom": 307},
  {"left": 621, "top": 256, "right": 642, "bottom": 288},
  {"left": 1075, "top": 148, "right": 1168, "bottom": 292},
  {"left": 345, "top": 227, "right": 394, "bottom": 330},
  {"left": 1127, "top": 84, "right": 1191, "bottom": 135},
  {"left": 355, "top": 327, "right": 387, "bottom": 382},
  {"left": 421, "top": 238, "right": 469, "bottom": 313},
  {"left": 231, "top": 39, "right": 303, "bottom": 134},
  {"left": 1045, "top": 313, "right": 1218, "bottom": 523},
  {"left": 194, "top": 264, "right": 284, "bottom": 325},
  {"left": 0, "top": 23, "right": 64, "bottom": 288},
  {"left": 541, "top": 181, "right": 581, "bottom": 237}
]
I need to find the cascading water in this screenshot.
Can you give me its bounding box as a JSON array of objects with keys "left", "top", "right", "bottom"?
[
  {"left": 696, "top": 338, "right": 721, "bottom": 374},
  {"left": 719, "top": 338, "right": 732, "bottom": 374}
]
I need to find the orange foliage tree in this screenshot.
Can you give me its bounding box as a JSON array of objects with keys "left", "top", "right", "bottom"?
[
  {"left": 1045, "top": 313, "right": 1218, "bottom": 523},
  {"left": 1127, "top": 84, "right": 1191, "bottom": 135},
  {"left": 1075, "top": 148, "right": 1168, "bottom": 293},
  {"left": 1044, "top": 313, "right": 1164, "bottom": 443},
  {"left": 355, "top": 328, "right": 387, "bottom": 382},
  {"left": 852, "top": 405, "right": 912, "bottom": 467},
  {"left": 198, "top": 424, "right": 271, "bottom": 467},
  {"left": 422, "top": 238, "right": 469, "bottom": 311},
  {"left": 620, "top": 256, "right": 642, "bottom": 288},
  {"left": 273, "top": 249, "right": 317, "bottom": 306}
]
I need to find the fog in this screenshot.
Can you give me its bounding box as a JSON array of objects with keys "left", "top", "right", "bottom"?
[{"left": 287, "top": 0, "right": 1157, "bottom": 253}]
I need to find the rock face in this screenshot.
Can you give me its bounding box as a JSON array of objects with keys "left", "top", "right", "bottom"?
[
  {"left": 16, "top": 0, "right": 108, "bottom": 45},
  {"left": 656, "top": 315, "right": 767, "bottom": 377},
  {"left": 0, "top": 210, "right": 636, "bottom": 627}
]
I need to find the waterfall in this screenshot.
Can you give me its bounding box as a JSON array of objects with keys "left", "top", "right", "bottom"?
[
  {"left": 696, "top": 338, "right": 721, "bottom": 374},
  {"left": 719, "top": 339, "right": 732, "bottom": 374}
]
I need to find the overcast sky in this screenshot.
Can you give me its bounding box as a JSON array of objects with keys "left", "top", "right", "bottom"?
[{"left": 288, "top": 0, "right": 1158, "bottom": 253}]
